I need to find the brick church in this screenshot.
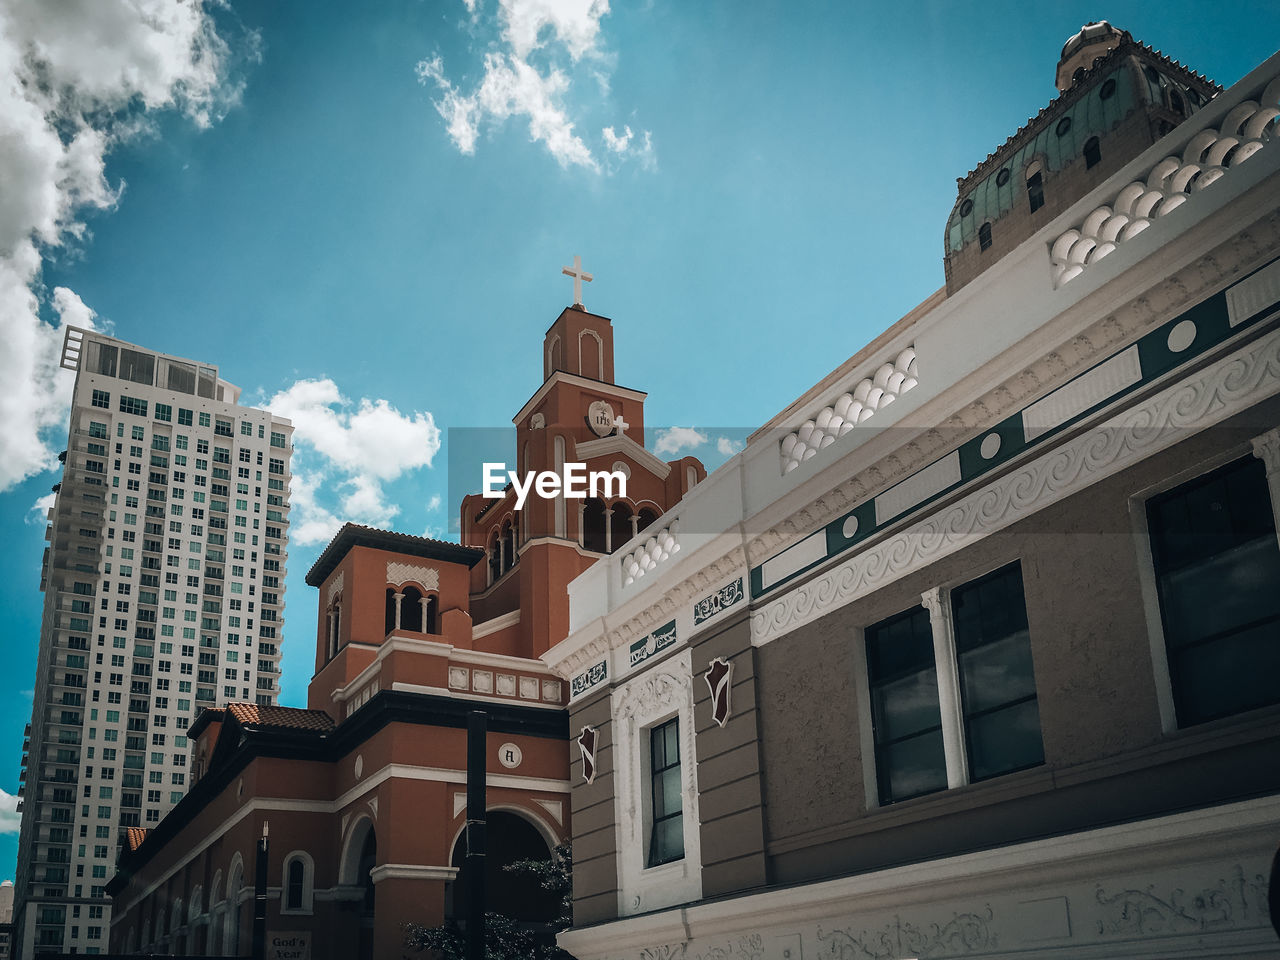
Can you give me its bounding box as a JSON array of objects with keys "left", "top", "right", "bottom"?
[{"left": 104, "top": 292, "right": 705, "bottom": 958}]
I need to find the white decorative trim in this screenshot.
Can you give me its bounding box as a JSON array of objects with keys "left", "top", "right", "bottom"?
[
  {"left": 780, "top": 346, "right": 919, "bottom": 474},
  {"left": 1021, "top": 344, "right": 1142, "bottom": 441},
  {"left": 874, "top": 449, "right": 962, "bottom": 525},
  {"left": 390, "top": 680, "right": 565, "bottom": 710},
  {"left": 612, "top": 648, "right": 702, "bottom": 918},
  {"left": 369, "top": 863, "right": 458, "bottom": 884},
  {"left": 472, "top": 669, "right": 493, "bottom": 693},
  {"left": 453, "top": 792, "right": 467, "bottom": 818},
  {"left": 535, "top": 798, "right": 564, "bottom": 826},
  {"left": 1052, "top": 72, "right": 1280, "bottom": 286},
  {"left": 576, "top": 433, "right": 673, "bottom": 479},
  {"left": 752, "top": 326, "right": 1280, "bottom": 646},
  {"left": 451, "top": 645, "right": 556, "bottom": 674},
  {"left": 471, "top": 609, "right": 521, "bottom": 640},
  {"left": 497, "top": 673, "right": 517, "bottom": 696},
  {"left": 1228, "top": 257, "right": 1280, "bottom": 327},
  {"left": 334, "top": 761, "right": 570, "bottom": 813},
  {"left": 621, "top": 518, "right": 680, "bottom": 586},
  {"left": 325, "top": 571, "right": 344, "bottom": 606},
  {"left": 559, "top": 793, "right": 1280, "bottom": 960},
  {"left": 448, "top": 666, "right": 469, "bottom": 690},
  {"left": 385, "top": 561, "right": 440, "bottom": 591},
  {"left": 760, "top": 531, "right": 824, "bottom": 591},
  {"left": 519, "top": 676, "right": 540, "bottom": 699}
]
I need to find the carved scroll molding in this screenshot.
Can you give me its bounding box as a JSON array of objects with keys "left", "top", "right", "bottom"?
[{"left": 752, "top": 325, "right": 1280, "bottom": 645}]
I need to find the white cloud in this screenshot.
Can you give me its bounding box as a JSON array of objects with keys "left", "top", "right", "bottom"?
[
  {"left": 0, "top": 789, "right": 20, "bottom": 834},
  {"left": 0, "top": 0, "right": 252, "bottom": 495},
  {"left": 602, "top": 124, "right": 631, "bottom": 152},
  {"left": 716, "top": 436, "right": 742, "bottom": 457},
  {"left": 417, "top": 0, "right": 652, "bottom": 172},
  {"left": 268, "top": 379, "right": 442, "bottom": 546},
  {"left": 654, "top": 426, "right": 708, "bottom": 457},
  {"left": 27, "top": 491, "right": 55, "bottom": 525},
  {"left": 427, "top": 494, "right": 443, "bottom": 512}
]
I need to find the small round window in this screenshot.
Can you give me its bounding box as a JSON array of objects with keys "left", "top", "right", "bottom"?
[
  {"left": 996, "top": 168, "right": 1010, "bottom": 187},
  {"left": 1099, "top": 78, "right": 1116, "bottom": 100},
  {"left": 1056, "top": 116, "right": 1073, "bottom": 136},
  {"left": 959, "top": 198, "right": 974, "bottom": 217}
]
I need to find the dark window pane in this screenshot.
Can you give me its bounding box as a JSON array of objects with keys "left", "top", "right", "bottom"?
[
  {"left": 648, "top": 718, "right": 683, "bottom": 866},
  {"left": 866, "top": 606, "right": 945, "bottom": 804},
  {"left": 967, "top": 699, "right": 1044, "bottom": 781},
  {"left": 881, "top": 730, "right": 947, "bottom": 802},
  {"left": 951, "top": 562, "right": 1044, "bottom": 782},
  {"left": 1148, "top": 457, "right": 1280, "bottom": 726}
]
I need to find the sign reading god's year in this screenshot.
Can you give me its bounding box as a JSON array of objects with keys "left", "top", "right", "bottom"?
[{"left": 268, "top": 933, "right": 311, "bottom": 960}]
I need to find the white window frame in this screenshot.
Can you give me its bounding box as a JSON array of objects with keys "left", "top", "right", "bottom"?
[
  {"left": 856, "top": 558, "right": 1039, "bottom": 810},
  {"left": 279, "top": 850, "right": 315, "bottom": 915},
  {"left": 1130, "top": 430, "right": 1280, "bottom": 733},
  {"left": 611, "top": 647, "right": 702, "bottom": 917}
]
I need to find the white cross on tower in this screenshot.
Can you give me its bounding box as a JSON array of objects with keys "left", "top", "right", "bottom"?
[
  {"left": 562, "top": 254, "right": 593, "bottom": 308},
  {"left": 613, "top": 414, "right": 629, "bottom": 437}
]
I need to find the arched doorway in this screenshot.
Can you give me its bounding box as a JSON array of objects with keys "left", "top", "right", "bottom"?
[{"left": 447, "top": 811, "right": 561, "bottom": 944}]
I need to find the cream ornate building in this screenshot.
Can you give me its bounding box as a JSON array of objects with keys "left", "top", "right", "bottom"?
[{"left": 546, "top": 25, "right": 1280, "bottom": 960}]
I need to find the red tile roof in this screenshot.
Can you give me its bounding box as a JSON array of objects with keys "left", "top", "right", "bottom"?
[
  {"left": 125, "top": 827, "right": 149, "bottom": 852},
  {"left": 225, "top": 702, "right": 335, "bottom": 732}
]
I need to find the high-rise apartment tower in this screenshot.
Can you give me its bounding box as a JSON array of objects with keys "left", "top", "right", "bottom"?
[{"left": 13, "top": 329, "right": 293, "bottom": 956}]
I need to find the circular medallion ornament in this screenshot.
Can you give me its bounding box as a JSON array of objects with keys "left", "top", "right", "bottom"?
[
  {"left": 587, "top": 401, "right": 616, "bottom": 438},
  {"left": 996, "top": 168, "right": 1010, "bottom": 187},
  {"left": 498, "top": 742, "right": 523, "bottom": 769},
  {"left": 1167, "top": 319, "right": 1197, "bottom": 353},
  {"left": 530, "top": 413, "right": 545, "bottom": 429},
  {"left": 980, "top": 432, "right": 1003, "bottom": 460},
  {"left": 354, "top": 754, "right": 364, "bottom": 780},
  {"left": 842, "top": 515, "right": 859, "bottom": 539}
]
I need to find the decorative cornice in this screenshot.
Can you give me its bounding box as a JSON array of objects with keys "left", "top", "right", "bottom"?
[
  {"left": 752, "top": 323, "right": 1280, "bottom": 645},
  {"left": 545, "top": 220, "right": 1280, "bottom": 685},
  {"left": 369, "top": 863, "right": 457, "bottom": 884}
]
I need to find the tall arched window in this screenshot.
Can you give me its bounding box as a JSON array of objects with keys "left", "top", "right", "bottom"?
[
  {"left": 978, "top": 221, "right": 993, "bottom": 251},
  {"left": 582, "top": 498, "right": 607, "bottom": 553},
  {"left": 609, "top": 502, "right": 634, "bottom": 553},
  {"left": 401, "top": 586, "right": 424, "bottom": 632},
  {"left": 282, "top": 852, "right": 314, "bottom": 914},
  {"left": 1083, "top": 136, "right": 1102, "bottom": 169}
]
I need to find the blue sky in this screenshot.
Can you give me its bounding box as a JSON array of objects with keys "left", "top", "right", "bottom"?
[{"left": 1, "top": 0, "right": 1277, "bottom": 880}]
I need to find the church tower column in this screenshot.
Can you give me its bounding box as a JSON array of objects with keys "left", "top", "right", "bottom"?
[
  {"left": 420, "top": 596, "right": 432, "bottom": 635},
  {"left": 577, "top": 503, "right": 586, "bottom": 547},
  {"left": 393, "top": 592, "right": 405, "bottom": 632},
  {"left": 604, "top": 507, "right": 614, "bottom": 553},
  {"left": 630, "top": 513, "right": 639, "bottom": 540}
]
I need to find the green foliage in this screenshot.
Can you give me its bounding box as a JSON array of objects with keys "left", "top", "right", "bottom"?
[{"left": 404, "top": 843, "right": 575, "bottom": 960}]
